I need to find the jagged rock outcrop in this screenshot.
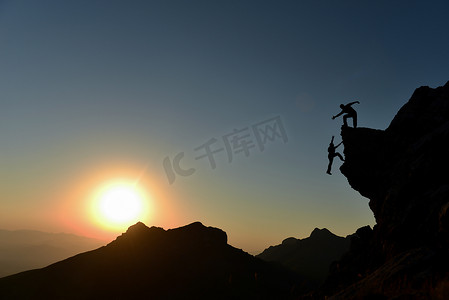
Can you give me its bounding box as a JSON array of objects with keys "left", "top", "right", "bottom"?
[
  {"left": 0, "top": 222, "right": 301, "bottom": 300},
  {"left": 341, "top": 81, "right": 449, "bottom": 255},
  {"left": 325, "top": 81, "right": 449, "bottom": 299},
  {"left": 112, "top": 221, "right": 228, "bottom": 250}
]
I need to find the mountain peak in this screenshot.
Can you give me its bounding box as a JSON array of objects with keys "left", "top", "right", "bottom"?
[
  {"left": 257, "top": 228, "right": 350, "bottom": 288},
  {"left": 125, "top": 221, "right": 149, "bottom": 233},
  {"left": 0, "top": 222, "right": 299, "bottom": 298},
  {"left": 110, "top": 221, "right": 228, "bottom": 249},
  {"left": 310, "top": 228, "right": 334, "bottom": 239},
  {"left": 167, "top": 221, "right": 228, "bottom": 246}
]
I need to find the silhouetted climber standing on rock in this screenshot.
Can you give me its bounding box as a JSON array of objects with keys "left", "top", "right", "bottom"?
[
  {"left": 332, "top": 101, "right": 360, "bottom": 128},
  {"left": 327, "top": 136, "right": 344, "bottom": 175}
]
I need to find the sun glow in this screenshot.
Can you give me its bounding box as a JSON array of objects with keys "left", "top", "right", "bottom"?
[{"left": 91, "top": 181, "right": 149, "bottom": 231}]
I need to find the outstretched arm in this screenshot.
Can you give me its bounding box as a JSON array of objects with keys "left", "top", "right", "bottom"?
[
  {"left": 335, "top": 141, "right": 343, "bottom": 148},
  {"left": 332, "top": 111, "right": 344, "bottom": 119},
  {"left": 347, "top": 101, "right": 360, "bottom": 106},
  {"left": 330, "top": 136, "right": 335, "bottom": 143}
]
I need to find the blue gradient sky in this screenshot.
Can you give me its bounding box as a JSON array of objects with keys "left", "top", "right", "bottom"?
[{"left": 1, "top": 1, "right": 448, "bottom": 253}]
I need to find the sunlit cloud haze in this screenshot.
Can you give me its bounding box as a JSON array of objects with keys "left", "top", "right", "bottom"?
[{"left": 1, "top": 0, "right": 448, "bottom": 253}]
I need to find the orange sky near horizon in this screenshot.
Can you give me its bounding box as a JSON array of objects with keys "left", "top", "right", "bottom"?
[
  {"left": 1, "top": 157, "right": 371, "bottom": 254},
  {"left": 1, "top": 159, "right": 179, "bottom": 241},
  {"left": 60, "top": 166, "right": 177, "bottom": 241}
]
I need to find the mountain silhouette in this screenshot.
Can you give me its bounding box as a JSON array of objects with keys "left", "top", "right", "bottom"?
[
  {"left": 322, "top": 81, "right": 449, "bottom": 299},
  {"left": 0, "top": 229, "right": 104, "bottom": 278},
  {"left": 3, "top": 81, "right": 448, "bottom": 299},
  {"left": 0, "top": 222, "right": 301, "bottom": 300},
  {"left": 257, "top": 228, "right": 350, "bottom": 289}
]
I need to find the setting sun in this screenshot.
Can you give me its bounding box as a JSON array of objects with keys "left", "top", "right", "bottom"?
[{"left": 91, "top": 181, "right": 150, "bottom": 231}]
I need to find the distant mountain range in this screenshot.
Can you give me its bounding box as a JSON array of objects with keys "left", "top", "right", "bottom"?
[
  {"left": 0, "top": 222, "right": 303, "bottom": 299},
  {"left": 257, "top": 228, "right": 351, "bottom": 288},
  {"left": 0, "top": 229, "right": 105, "bottom": 278}
]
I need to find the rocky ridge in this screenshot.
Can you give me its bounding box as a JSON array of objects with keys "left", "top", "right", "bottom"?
[{"left": 324, "top": 81, "right": 449, "bottom": 299}]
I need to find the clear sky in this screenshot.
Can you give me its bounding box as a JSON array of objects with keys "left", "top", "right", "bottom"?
[{"left": 1, "top": 0, "right": 448, "bottom": 254}]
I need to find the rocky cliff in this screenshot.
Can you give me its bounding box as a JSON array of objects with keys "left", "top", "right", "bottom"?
[{"left": 325, "top": 81, "right": 449, "bottom": 299}]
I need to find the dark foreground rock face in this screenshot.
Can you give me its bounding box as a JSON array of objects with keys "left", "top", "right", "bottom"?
[
  {"left": 0, "top": 222, "right": 301, "bottom": 300},
  {"left": 324, "top": 81, "right": 449, "bottom": 299}
]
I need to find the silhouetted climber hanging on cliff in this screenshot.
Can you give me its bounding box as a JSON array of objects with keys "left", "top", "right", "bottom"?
[
  {"left": 332, "top": 101, "right": 360, "bottom": 128},
  {"left": 327, "top": 136, "right": 344, "bottom": 175}
]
